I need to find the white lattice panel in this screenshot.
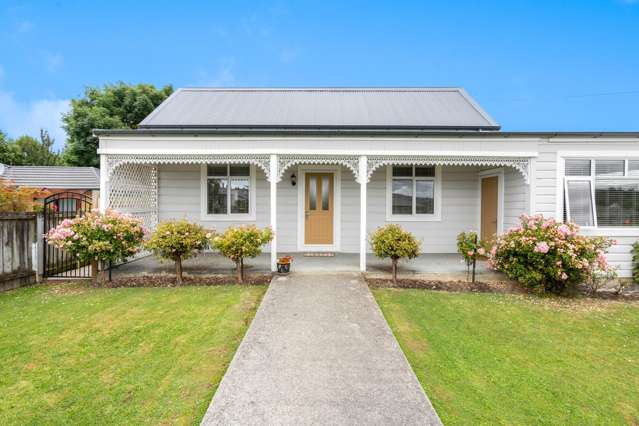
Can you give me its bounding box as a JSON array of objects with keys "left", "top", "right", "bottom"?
[{"left": 108, "top": 163, "right": 158, "bottom": 230}]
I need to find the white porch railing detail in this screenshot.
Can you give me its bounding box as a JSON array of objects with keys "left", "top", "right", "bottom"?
[
  {"left": 277, "top": 155, "right": 360, "bottom": 182},
  {"left": 366, "top": 155, "right": 532, "bottom": 183}
]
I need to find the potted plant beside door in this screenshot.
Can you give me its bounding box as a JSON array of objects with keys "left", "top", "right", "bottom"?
[{"left": 277, "top": 255, "right": 293, "bottom": 273}]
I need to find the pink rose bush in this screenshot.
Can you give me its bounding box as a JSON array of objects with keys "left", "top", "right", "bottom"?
[
  {"left": 46, "top": 209, "right": 146, "bottom": 285},
  {"left": 456, "top": 231, "right": 483, "bottom": 282},
  {"left": 488, "top": 214, "right": 615, "bottom": 293}
]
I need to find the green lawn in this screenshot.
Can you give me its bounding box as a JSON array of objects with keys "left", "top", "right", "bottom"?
[
  {"left": 373, "top": 289, "right": 639, "bottom": 425},
  {"left": 0, "top": 283, "right": 266, "bottom": 425}
]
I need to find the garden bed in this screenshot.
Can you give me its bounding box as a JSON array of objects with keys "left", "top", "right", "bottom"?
[
  {"left": 365, "top": 276, "right": 639, "bottom": 300},
  {"left": 365, "top": 276, "right": 527, "bottom": 294},
  {"left": 100, "top": 273, "right": 272, "bottom": 288}
]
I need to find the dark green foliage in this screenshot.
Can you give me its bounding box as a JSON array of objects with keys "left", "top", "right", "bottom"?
[
  {"left": 62, "top": 83, "right": 173, "bottom": 167},
  {"left": 0, "top": 130, "right": 61, "bottom": 166},
  {"left": 632, "top": 241, "right": 639, "bottom": 284}
]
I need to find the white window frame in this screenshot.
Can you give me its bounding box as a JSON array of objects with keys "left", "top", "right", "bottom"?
[
  {"left": 560, "top": 155, "right": 639, "bottom": 232},
  {"left": 386, "top": 165, "right": 442, "bottom": 222},
  {"left": 200, "top": 164, "right": 256, "bottom": 221}
]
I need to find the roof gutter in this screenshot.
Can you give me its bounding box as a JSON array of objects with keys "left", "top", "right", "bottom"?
[{"left": 93, "top": 128, "right": 639, "bottom": 138}]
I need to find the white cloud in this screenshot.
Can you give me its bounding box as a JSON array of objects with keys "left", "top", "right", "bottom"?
[
  {"left": 0, "top": 91, "right": 70, "bottom": 151},
  {"left": 45, "top": 53, "right": 64, "bottom": 73}
]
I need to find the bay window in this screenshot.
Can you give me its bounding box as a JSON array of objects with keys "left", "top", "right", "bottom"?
[{"left": 564, "top": 158, "right": 639, "bottom": 227}]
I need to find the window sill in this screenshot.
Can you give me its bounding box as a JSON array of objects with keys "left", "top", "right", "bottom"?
[
  {"left": 385, "top": 214, "right": 441, "bottom": 222},
  {"left": 579, "top": 227, "right": 639, "bottom": 237},
  {"left": 200, "top": 214, "right": 256, "bottom": 222}
]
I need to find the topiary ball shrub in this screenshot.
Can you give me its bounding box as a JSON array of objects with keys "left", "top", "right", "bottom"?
[
  {"left": 488, "top": 214, "right": 614, "bottom": 294},
  {"left": 211, "top": 225, "right": 273, "bottom": 283},
  {"left": 145, "top": 219, "right": 212, "bottom": 285},
  {"left": 369, "top": 224, "right": 421, "bottom": 284}
]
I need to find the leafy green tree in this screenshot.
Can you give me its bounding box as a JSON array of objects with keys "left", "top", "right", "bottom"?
[
  {"left": 0, "top": 130, "right": 61, "bottom": 166},
  {"left": 12, "top": 130, "right": 61, "bottom": 166},
  {"left": 62, "top": 82, "right": 173, "bottom": 167},
  {"left": 0, "top": 131, "right": 18, "bottom": 165}
]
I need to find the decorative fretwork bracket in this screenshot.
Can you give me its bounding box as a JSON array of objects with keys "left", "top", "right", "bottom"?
[
  {"left": 277, "top": 155, "right": 360, "bottom": 182},
  {"left": 366, "top": 155, "right": 532, "bottom": 184},
  {"left": 106, "top": 154, "right": 272, "bottom": 181}
]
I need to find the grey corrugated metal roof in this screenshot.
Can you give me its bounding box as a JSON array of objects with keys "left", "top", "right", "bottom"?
[
  {"left": 0, "top": 164, "right": 100, "bottom": 189},
  {"left": 138, "top": 87, "right": 499, "bottom": 130}
]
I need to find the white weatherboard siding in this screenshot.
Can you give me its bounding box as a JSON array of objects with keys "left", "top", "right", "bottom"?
[
  {"left": 158, "top": 163, "right": 271, "bottom": 231},
  {"left": 532, "top": 140, "right": 639, "bottom": 277},
  {"left": 503, "top": 167, "right": 527, "bottom": 230},
  {"left": 157, "top": 164, "right": 504, "bottom": 254},
  {"left": 368, "top": 166, "right": 482, "bottom": 253}
]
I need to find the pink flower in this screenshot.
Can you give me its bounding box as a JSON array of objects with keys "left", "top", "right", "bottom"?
[
  {"left": 560, "top": 272, "right": 568, "bottom": 280},
  {"left": 467, "top": 250, "right": 475, "bottom": 257},
  {"left": 557, "top": 224, "right": 571, "bottom": 237},
  {"left": 534, "top": 242, "right": 549, "bottom": 253},
  {"left": 477, "top": 247, "right": 486, "bottom": 256}
]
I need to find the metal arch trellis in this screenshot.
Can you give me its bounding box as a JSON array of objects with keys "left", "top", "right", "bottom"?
[{"left": 365, "top": 155, "right": 532, "bottom": 183}]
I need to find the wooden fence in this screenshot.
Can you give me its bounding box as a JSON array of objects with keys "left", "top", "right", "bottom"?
[{"left": 0, "top": 212, "right": 38, "bottom": 291}]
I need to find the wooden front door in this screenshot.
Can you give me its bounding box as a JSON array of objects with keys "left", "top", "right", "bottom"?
[
  {"left": 481, "top": 176, "right": 499, "bottom": 241},
  {"left": 304, "top": 173, "right": 334, "bottom": 245}
]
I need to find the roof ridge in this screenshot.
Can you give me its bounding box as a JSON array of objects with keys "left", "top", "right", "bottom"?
[{"left": 178, "top": 87, "right": 464, "bottom": 92}]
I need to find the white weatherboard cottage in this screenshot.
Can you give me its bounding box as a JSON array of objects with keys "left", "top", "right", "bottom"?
[{"left": 96, "top": 88, "right": 639, "bottom": 276}]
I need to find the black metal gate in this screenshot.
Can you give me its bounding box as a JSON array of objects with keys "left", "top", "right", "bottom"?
[{"left": 43, "top": 192, "right": 93, "bottom": 278}]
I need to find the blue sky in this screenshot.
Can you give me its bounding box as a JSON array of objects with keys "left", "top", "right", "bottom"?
[{"left": 1, "top": 0, "right": 638, "bottom": 149}]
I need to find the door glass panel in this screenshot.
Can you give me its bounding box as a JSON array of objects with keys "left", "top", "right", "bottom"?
[
  {"left": 416, "top": 180, "right": 434, "bottom": 214},
  {"left": 321, "top": 175, "right": 330, "bottom": 210},
  {"left": 309, "top": 176, "right": 317, "bottom": 210},
  {"left": 207, "top": 178, "right": 227, "bottom": 214},
  {"left": 392, "top": 179, "right": 413, "bottom": 214},
  {"left": 230, "top": 178, "right": 249, "bottom": 214}
]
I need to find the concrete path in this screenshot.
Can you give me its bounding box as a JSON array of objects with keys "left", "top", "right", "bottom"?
[{"left": 201, "top": 273, "right": 442, "bottom": 425}]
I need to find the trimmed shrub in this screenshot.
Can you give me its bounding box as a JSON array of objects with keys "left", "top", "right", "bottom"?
[
  {"left": 46, "top": 209, "right": 146, "bottom": 285},
  {"left": 457, "top": 231, "right": 484, "bottom": 282},
  {"left": 145, "top": 220, "right": 212, "bottom": 284},
  {"left": 632, "top": 241, "right": 639, "bottom": 284},
  {"left": 370, "top": 224, "right": 421, "bottom": 284},
  {"left": 211, "top": 225, "right": 273, "bottom": 283},
  {"left": 488, "top": 214, "right": 615, "bottom": 294}
]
